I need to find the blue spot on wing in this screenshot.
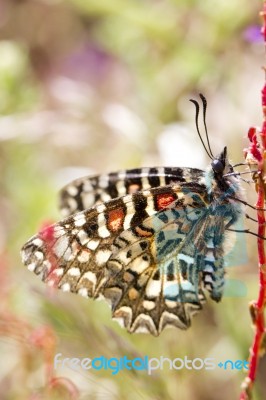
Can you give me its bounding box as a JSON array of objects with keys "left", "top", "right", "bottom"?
[{"left": 164, "top": 284, "right": 179, "bottom": 299}]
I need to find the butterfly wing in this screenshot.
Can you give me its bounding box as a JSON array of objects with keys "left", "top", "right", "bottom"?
[
  {"left": 59, "top": 167, "right": 204, "bottom": 217},
  {"left": 103, "top": 199, "right": 226, "bottom": 335},
  {"left": 21, "top": 182, "right": 226, "bottom": 336}
]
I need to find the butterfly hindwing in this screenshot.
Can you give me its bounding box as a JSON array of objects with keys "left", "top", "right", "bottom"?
[{"left": 104, "top": 188, "right": 226, "bottom": 335}]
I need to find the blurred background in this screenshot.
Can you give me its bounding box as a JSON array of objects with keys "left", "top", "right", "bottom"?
[{"left": 0, "top": 0, "right": 265, "bottom": 399}]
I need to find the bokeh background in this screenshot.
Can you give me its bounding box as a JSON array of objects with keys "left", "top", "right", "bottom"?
[{"left": 0, "top": 0, "right": 265, "bottom": 399}]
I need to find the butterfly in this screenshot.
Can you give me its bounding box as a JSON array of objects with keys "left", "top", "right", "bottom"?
[{"left": 21, "top": 95, "right": 244, "bottom": 336}]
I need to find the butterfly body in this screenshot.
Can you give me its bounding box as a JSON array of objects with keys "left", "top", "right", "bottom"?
[{"left": 21, "top": 147, "right": 244, "bottom": 336}]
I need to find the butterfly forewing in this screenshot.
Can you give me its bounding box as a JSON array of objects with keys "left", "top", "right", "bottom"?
[{"left": 59, "top": 167, "right": 205, "bottom": 217}]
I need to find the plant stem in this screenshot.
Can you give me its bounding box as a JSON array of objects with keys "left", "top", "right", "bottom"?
[{"left": 240, "top": 3, "right": 266, "bottom": 398}]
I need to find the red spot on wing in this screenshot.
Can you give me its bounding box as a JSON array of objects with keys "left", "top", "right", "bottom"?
[
  {"left": 39, "top": 222, "right": 55, "bottom": 243},
  {"left": 156, "top": 193, "right": 176, "bottom": 210},
  {"left": 107, "top": 208, "right": 125, "bottom": 232},
  {"left": 38, "top": 222, "right": 60, "bottom": 287}
]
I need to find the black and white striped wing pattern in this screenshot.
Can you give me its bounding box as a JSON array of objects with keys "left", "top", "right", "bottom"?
[
  {"left": 21, "top": 182, "right": 226, "bottom": 336},
  {"left": 59, "top": 167, "right": 205, "bottom": 217}
]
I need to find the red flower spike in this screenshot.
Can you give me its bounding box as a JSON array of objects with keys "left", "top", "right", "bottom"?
[
  {"left": 248, "top": 126, "right": 257, "bottom": 141},
  {"left": 240, "top": 3, "right": 266, "bottom": 398},
  {"left": 251, "top": 146, "right": 263, "bottom": 162},
  {"left": 262, "top": 121, "right": 266, "bottom": 150},
  {"left": 261, "top": 6, "right": 266, "bottom": 41},
  {"left": 245, "top": 128, "right": 262, "bottom": 163},
  {"left": 262, "top": 84, "right": 266, "bottom": 108}
]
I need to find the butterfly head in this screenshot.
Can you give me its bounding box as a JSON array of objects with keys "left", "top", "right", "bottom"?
[
  {"left": 207, "top": 146, "right": 242, "bottom": 198},
  {"left": 211, "top": 147, "right": 233, "bottom": 179}
]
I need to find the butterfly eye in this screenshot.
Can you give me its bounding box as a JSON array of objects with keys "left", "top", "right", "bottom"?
[{"left": 211, "top": 159, "right": 224, "bottom": 174}]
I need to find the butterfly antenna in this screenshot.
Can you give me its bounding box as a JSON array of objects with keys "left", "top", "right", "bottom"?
[
  {"left": 189, "top": 98, "right": 213, "bottom": 160},
  {"left": 232, "top": 162, "right": 247, "bottom": 168},
  {"left": 223, "top": 170, "right": 258, "bottom": 177},
  {"left": 199, "top": 93, "right": 214, "bottom": 159}
]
